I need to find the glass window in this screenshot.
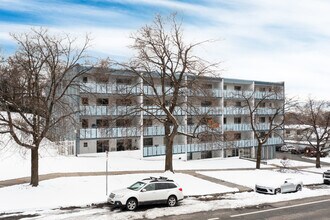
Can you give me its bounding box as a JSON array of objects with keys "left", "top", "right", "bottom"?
[
  {"left": 156, "top": 183, "right": 168, "bottom": 190},
  {"left": 83, "top": 142, "right": 88, "bottom": 147},
  {"left": 81, "top": 97, "right": 89, "bottom": 105},
  {"left": 82, "top": 119, "right": 88, "bottom": 128},
  {"left": 82, "top": 77, "right": 88, "bottom": 83},
  {"left": 127, "top": 181, "right": 146, "bottom": 191},
  {"left": 234, "top": 86, "right": 241, "bottom": 91},
  {"left": 201, "top": 100, "right": 212, "bottom": 107},
  {"left": 96, "top": 98, "right": 109, "bottom": 106},
  {"left": 144, "top": 183, "right": 156, "bottom": 191},
  {"left": 143, "top": 138, "right": 153, "bottom": 146},
  {"left": 234, "top": 117, "right": 241, "bottom": 124}
]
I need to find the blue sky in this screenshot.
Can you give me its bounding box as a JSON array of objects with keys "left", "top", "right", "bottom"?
[{"left": 1, "top": 0, "right": 330, "bottom": 100}]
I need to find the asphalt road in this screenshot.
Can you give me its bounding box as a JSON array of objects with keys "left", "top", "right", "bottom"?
[{"left": 158, "top": 195, "right": 330, "bottom": 220}]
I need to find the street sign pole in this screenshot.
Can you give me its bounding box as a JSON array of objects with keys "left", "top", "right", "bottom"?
[{"left": 106, "top": 151, "right": 108, "bottom": 195}]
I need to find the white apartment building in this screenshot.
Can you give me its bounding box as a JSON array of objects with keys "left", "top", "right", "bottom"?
[{"left": 67, "top": 65, "right": 285, "bottom": 160}]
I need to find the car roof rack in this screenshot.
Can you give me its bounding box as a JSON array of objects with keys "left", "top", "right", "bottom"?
[{"left": 142, "top": 176, "right": 174, "bottom": 182}]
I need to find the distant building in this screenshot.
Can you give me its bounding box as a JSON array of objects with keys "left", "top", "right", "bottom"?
[{"left": 64, "top": 65, "right": 285, "bottom": 160}]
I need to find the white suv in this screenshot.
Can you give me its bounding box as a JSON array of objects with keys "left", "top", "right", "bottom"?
[{"left": 107, "top": 176, "right": 184, "bottom": 211}]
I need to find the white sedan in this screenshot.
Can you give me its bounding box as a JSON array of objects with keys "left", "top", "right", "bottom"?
[{"left": 255, "top": 178, "right": 303, "bottom": 195}]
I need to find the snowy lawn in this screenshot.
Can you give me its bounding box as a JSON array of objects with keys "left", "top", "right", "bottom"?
[
  {"left": 266, "top": 158, "right": 315, "bottom": 167},
  {"left": 198, "top": 169, "right": 324, "bottom": 188},
  {"left": 0, "top": 172, "right": 238, "bottom": 213},
  {"left": 0, "top": 147, "right": 274, "bottom": 181}
]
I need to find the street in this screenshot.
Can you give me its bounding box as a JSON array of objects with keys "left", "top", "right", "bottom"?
[{"left": 159, "top": 195, "right": 330, "bottom": 220}]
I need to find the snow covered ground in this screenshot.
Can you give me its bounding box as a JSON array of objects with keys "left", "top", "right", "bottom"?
[
  {"left": 1, "top": 136, "right": 330, "bottom": 219},
  {"left": 198, "top": 169, "right": 324, "bottom": 189},
  {"left": 0, "top": 145, "right": 273, "bottom": 181}
]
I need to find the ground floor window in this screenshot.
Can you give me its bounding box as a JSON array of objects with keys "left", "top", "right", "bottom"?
[{"left": 97, "top": 140, "right": 109, "bottom": 153}]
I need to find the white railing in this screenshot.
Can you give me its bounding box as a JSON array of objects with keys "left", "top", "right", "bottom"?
[
  {"left": 80, "top": 127, "right": 140, "bottom": 139},
  {"left": 143, "top": 137, "right": 283, "bottom": 157}
]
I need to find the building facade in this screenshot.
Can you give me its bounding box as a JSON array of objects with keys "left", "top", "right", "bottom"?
[{"left": 68, "top": 66, "right": 285, "bottom": 160}]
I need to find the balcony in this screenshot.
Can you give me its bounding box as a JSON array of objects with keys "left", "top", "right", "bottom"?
[
  {"left": 143, "top": 137, "right": 283, "bottom": 157},
  {"left": 80, "top": 105, "right": 137, "bottom": 116},
  {"left": 254, "top": 91, "right": 284, "bottom": 100},
  {"left": 80, "top": 83, "right": 139, "bottom": 94},
  {"left": 80, "top": 127, "right": 140, "bottom": 139}
]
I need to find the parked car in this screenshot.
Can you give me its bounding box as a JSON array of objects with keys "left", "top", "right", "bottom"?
[
  {"left": 304, "top": 147, "right": 328, "bottom": 157},
  {"left": 107, "top": 176, "right": 184, "bottom": 211},
  {"left": 323, "top": 170, "right": 330, "bottom": 184},
  {"left": 290, "top": 147, "right": 305, "bottom": 155},
  {"left": 255, "top": 178, "right": 303, "bottom": 195},
  {"left": 280, "top": 145, "right": 295, "bottom": 152}
]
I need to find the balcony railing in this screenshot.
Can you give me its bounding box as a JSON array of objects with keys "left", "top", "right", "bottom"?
[
  {"left": 80, "top": 105, "right": 137, "bottom": 116},
  {"left": 143, "top": 137, "right": 283, "bottom": 157},
  {"left": 80, "top": 127, "right": 140, "bottom": 139}
]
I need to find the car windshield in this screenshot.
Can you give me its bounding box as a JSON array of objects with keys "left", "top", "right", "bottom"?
[{"left": 127, "top": 181, "right": 146, "bottom": 191}]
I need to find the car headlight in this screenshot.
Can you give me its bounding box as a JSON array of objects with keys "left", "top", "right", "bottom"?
[{"left": 115, "top": 194, "right": 124, "bottom": 198}]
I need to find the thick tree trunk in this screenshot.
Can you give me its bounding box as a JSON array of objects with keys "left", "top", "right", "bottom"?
[
  {"left": 164, "top": 123, "right": 174, "bottom": 172},
  {"left": 31, "top": 146, "right": 39, "bottom": 186},
  {"left": 316, "top": 151, "right": 321, "bottom": 168},
  {"left": 256, "top": 143, "right": 263, "bottom": 169}
]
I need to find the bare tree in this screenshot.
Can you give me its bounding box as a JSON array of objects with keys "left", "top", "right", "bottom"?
[
  {"left": 239, "top": 87, "right": 289, "bottom": 169},
  {"left": 122, "top": 14, "right": 220, "bottom": 172},
  {"left": 294, "top": 98, "right": 330, "bottom": 168},
  {"left": 0, "top": 28, "right": 91, "bottom": 186}
]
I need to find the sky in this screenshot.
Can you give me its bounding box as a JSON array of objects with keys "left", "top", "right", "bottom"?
[{"left": 0, "top": 0, "right": 330, "bottom": 100}]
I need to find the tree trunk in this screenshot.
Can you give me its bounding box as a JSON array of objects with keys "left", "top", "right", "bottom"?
[
  {"left": 316, "top": 151, "right": 321, "bottom": 168},
  {"left": 31, "top": 146, "right": 39, "bottom": 186},
  {"left": 256, "top": 143, "right": 263, "bottom": 169},
  {"left": 164, "top": 123, "right": 173, "bottom": 172}
]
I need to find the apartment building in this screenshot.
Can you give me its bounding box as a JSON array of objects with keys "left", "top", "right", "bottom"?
[{"left": 68, "top": 65, "right": 285, "bottom": 160}]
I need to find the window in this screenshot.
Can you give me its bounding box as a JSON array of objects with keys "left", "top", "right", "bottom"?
[
  {"left": 224, "top": 101, "right": 227, "bottom": 107},
  {"left": 82, "top": 119, "right": 88, "bottom": 128},
  {"left": 116, "top": 99, "right": 132, "bottom": 106},
  {"left": 201, "top": 100, "right": 212, "bottom": 107},
  {"left": 81, "top": 97, "right": 89, "bottom": 105},
  {"left": 259, "top": 117, "right": 266, "bottom": 123},
  {"left": 143, "top": 138, "right": 153, "bottom": 146},
  {"left": 235, "top": 101, "right": 241, "bottom": 107},
  {"left": 234, "top": 86, "right": 241, "bottom": 91},
  {"left": 116, "top": 78, "right": 131, "bottom": 85},
  {"left": 143, "top": 119, "right": 153, "bottom": 126},
  {"left": 116, "top": 119, "right": 131, "bottom": 127},
  {"left": 259, "top": 87, "right": 266, "bottom": 92},
  {"left": 223, "top": 85, "right": 227, "bottom": 90},
  {"left": 200, "top": 134, "right": 212, "bottom": 142},
  {"left": 286, "top": 130, "right": 290, "bottom": 134},
  {"left": 187, "top": 118, "right": 193, "bottom": 125},
  {"left": 259, "top": 102, "right": 266, "bottom": 108},
  {"left": 223, "top": 117, "right": 227, "bottom": 124},
  {"left": 156, "top": 183, "right": 170, "bottom": 190},
  {"left": 82, "top": 77, "right": 88, "bottom": 83},
  {"left": 96, "top": 98, "right": 109, "bottom": 106},
  {"left": 96, "top": 119, "right": 109, "bottom": 128},
  {"left": 143, "top": 99, "right": 153, "bottom": 106},
  {"left": 234, "top": 133, "right": 241, "bottom": 140},
  {"left": 83, "top": 142, "right": 88, "bottom": 148},
  {"left": 269, "top": 103, "right": 273, "bottom": 107},
  {"left": 234, "top": 117, "right": 241, "bottom": 124},
  {"left": 144, "top": 183, "right": 156, "bottom": 191},
  {"left": 203, "top": 84, "right": 212, "bottom": 89}
]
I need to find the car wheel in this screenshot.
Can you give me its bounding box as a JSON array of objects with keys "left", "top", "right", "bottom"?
[
  {"left": 167, "top": 195, "right": 177, "bottom": 207},
  {"left": 126, "top": 198, "right": 138, "bottom": 211},
  {"left": 274, "top": 188, "right": 281, "bottom": 194},
  {"left": 296, "top": 184, "right": 302, "bottom": 192}
]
